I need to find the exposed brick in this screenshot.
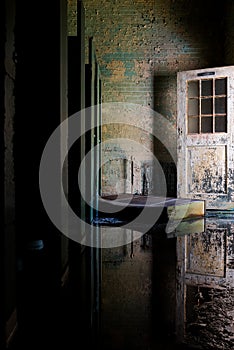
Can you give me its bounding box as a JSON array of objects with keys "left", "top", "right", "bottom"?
[{"left": 68, "top": 0, "right": 230, "bottom": 194}]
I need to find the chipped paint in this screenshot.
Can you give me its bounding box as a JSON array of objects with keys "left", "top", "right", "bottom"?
[
  {"left": 186, "top": 229, "right": 226, "bottom": 277},
  {"left": 177, "top": 66, "right": 234, "bottom": 210},
  {"left": 187, "top": 146, "right": 227, "bottom": 194}
]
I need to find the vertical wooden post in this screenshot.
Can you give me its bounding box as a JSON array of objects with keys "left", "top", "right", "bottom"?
[{"left": 0, "top": 1, "right": 6, "bottom": 348}]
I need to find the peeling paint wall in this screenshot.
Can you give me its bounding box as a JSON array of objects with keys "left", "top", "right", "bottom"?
[
  {"left": 187, "top": 146, "right": 227, "bottom": 194},
  {"left": 101, "top": 123, "right": 154, "bottom": 194},
  {"left": 67, "top": 0, "right": 228, "bottom": 105},
  {"left": 68, "top": 0, "right": 230, "bottom": 195}
]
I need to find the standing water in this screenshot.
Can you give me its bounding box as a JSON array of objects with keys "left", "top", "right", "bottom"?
[{"left": 98, "top": 214, "right": 234, "bottom": 349}]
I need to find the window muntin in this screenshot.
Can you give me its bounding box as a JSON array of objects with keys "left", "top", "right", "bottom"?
[{"left": 187, "top": 78, "right": 227, "bottom": 134}]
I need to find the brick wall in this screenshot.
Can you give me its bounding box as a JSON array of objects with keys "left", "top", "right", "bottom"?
[
  {"left": 80, "top": 0, "right": 227, "bottom": 105},
  {"left": 68, "top": 0, "right": 230, "bottom": 195}
]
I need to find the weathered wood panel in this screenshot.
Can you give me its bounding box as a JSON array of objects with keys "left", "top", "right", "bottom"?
[{"left": 177, "top": 66, "right": 234, "bottom": 210}]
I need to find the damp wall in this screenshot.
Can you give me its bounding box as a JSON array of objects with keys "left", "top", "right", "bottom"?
[{"left": 68, "top": 0, "right": 233, "bottom": 195}]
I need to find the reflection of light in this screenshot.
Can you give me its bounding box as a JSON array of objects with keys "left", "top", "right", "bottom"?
[
  {"left": 99, "top": 226, "right": 143, "bottom": 248},
  {"left": 167, "top": 217, "right": 205, "bottom": 238},
  {"left": 26, "top": 240, "right": 44, "bottom": 251},
  {"left": 130, "top": 240, "right": 134, "bottom": 259},
  {"left": 176, "top": 214, "right": 234, "bottom": 348},
  {"left": 195, "top": 287, "right": 204, "bottom": 306}
]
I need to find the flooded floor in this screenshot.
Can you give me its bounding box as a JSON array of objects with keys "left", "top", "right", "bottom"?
[
  {"left": 9, "top": 214, "right": 234, "bottom": 350},
  {"left": 100, "top": 230, "right": 176, "bottom": 349},
  {"left": 99, "top": 214, "right": 234, "bottom": 350}
]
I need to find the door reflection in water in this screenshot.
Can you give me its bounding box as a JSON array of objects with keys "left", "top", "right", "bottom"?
[
  {"left": 99, "top": 215, "right": 234, "bottom": 349},
  {"left": 176, "top": 215, "right": 234, "bottom": 350}
]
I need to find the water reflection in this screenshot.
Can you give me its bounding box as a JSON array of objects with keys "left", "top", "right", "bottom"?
[
  {"left": 176, "top": 215, "right": 234, "bottom": 349},
  {"left": 98, "top": 215, "right": 234, "bottom": 349}
]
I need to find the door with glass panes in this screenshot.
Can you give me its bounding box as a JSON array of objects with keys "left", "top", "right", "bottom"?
[{"left": 177, "top": 66, "right": 234, "bottom": 209}]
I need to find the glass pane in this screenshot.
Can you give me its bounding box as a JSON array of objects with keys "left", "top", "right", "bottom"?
[
  {"left": 201, "top": 117, "right": 212, "bottom": 133},
  {"left": 188, "top": 117, "right": 199, "bottom": 133},
  {"left": 201, "top": 98, "right": 213, "bottom": 115},
  {"left": 215, "top": 97, "right": 226, "bottom": 114},
  {"left": 188, "top": 81, "right": 199, "bottom": 98},
  {"left": 215, "top": 116, "right": 227, "bottom": 132},
  {"left": 215, "top": 78, "right": 227, "bottom": 95},
  {"left": 201, "top": 79, "right": 212, "bottom": 96},
  {"left": 188, "top": 99, "right": 199, "bottom": 116}
]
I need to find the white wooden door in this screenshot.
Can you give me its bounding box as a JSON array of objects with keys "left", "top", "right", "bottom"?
[{"left": 177, "top": 66, "right": 234, "bottom": 210}]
